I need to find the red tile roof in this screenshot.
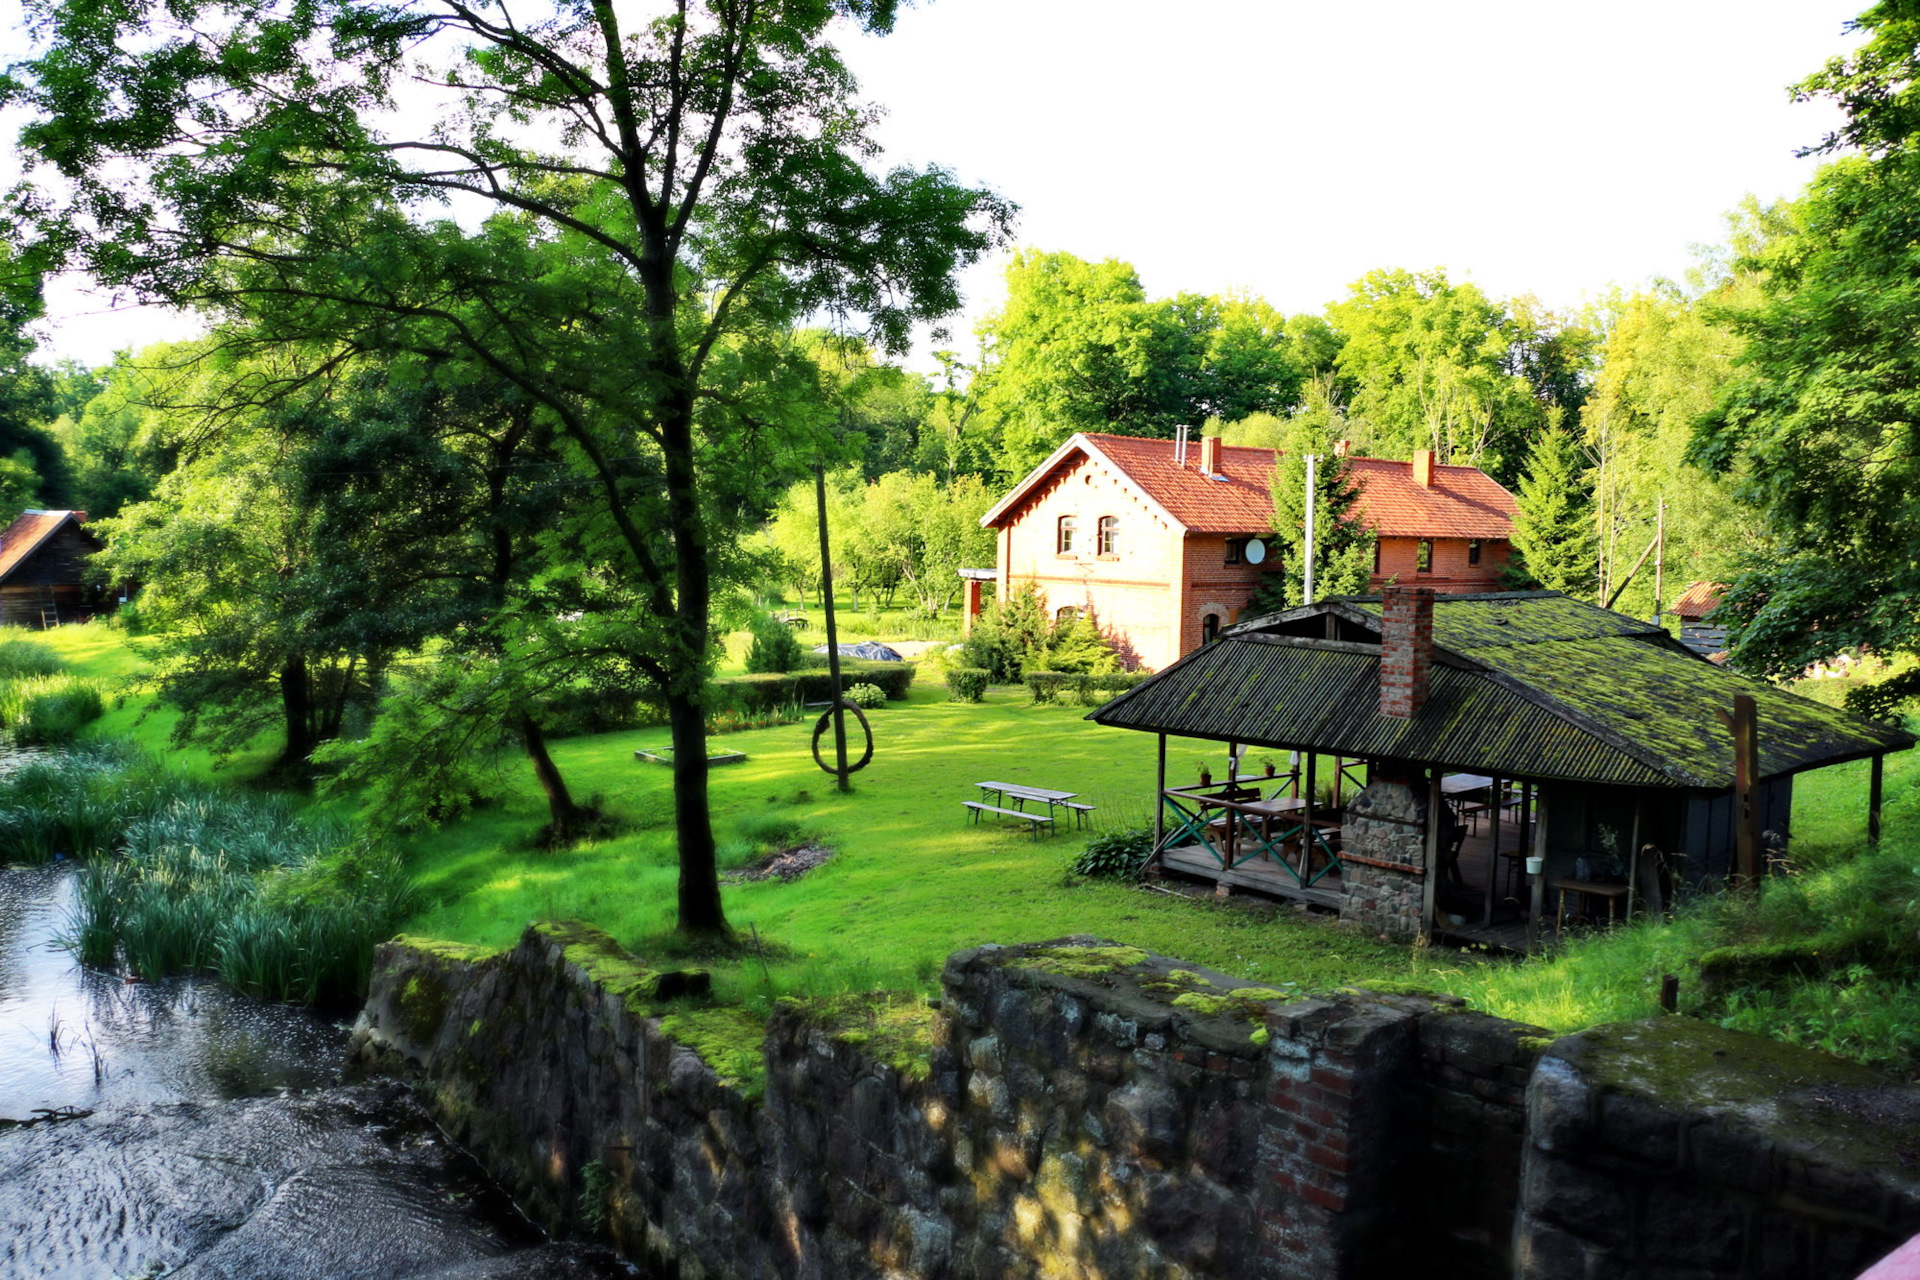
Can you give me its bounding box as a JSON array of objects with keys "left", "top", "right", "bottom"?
[
  {"left": 1669, "top": 581, "right": 1726, "bottom": 620},
  {"left": 0, "top": 511, "right": 84, "bottom": 584},
  {"left": 982, "top": 433, "right": 1516, "bottom": 539}
]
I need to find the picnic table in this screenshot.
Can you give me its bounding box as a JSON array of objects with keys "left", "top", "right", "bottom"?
[{"left": 975, "top": 782, "right": 1098, "bottom": 832}]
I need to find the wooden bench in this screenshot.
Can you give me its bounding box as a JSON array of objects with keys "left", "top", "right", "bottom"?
[
  {"left": 1058, "top": 800, "right": 1095, "bottom": 829},
  {"left": 963, "top": 801, "right": 1053, "bottom": 839}
]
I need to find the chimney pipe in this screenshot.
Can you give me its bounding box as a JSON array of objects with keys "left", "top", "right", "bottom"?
[
  {"left": 1199, "top": 433, "right": 1221, "bottom": 475},
  {"left": 1412, "top": 449, "right": 1435, "bottom": 488},
  {"left": 1379, "top": 585, "right": 1435, "bottom": 718}
]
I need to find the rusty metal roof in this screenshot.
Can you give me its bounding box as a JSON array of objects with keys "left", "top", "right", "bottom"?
[{"left": 1090, "top": 593, "right": 1914, "bottom": 789}]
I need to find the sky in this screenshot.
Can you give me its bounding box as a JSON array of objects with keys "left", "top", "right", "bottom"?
[{"left": 2, "top": 0, "right": 1870, "bottom": 370}]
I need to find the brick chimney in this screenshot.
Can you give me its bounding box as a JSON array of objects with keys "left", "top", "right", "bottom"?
[
  {"left": 1199, "top": 433, "right": 1221, "bottom": 475},
  {"left": 1412, "top": 449, "right": 1435, "bottom": 488},
  {"left": 1379, "top": 585, "right": 1435, "bottom": 718}
]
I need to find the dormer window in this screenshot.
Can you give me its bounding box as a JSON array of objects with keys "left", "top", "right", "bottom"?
[
  {"left": 1097, "top": 516, "right": 1119, "bottom": 556},
  {"left": 1057, "top": 515, "right": 1077, "bottom": 554}
]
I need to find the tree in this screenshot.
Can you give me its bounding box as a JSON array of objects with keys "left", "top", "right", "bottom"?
[
  {"left": 1509, "top": 427, "right": 1597, "bottom": 597},
  {"left": 1690, "top": 3, "right": 1920, "bottom": 691},
  {"left": 6, "top": 0, "right": 1010, "bottom": 937}
]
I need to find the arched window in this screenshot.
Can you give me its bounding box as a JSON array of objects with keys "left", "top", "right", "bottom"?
[
  {"left": 1202, "top": 613, "right": 1221, "bottom": 644},
  {"left": 1057, "top": 515, "right": 1077, "bottom": 554},
  {"left": 1056, "top": 605, "right": 1081, "bottom": 624},
  {"left": 1097, "top": 515, "right": 1119, "bottom": 556}
]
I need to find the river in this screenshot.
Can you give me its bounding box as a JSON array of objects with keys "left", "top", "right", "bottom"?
[{"left": 0, "top": 863, "right": 634, "bottom": 1279}]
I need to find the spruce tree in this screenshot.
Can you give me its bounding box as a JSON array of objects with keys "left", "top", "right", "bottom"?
[{"left": 1511, "top": 427, "right": 1598, "bottom": 596}]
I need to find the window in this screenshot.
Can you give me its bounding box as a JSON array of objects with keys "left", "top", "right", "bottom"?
[
  {"left": 1056, "top": 606, "right": 1080, "bottom": 624},
  {"left": 1225, "top": 539, "right": 1243, "bottom": 565},
  {"left": 1202, "top": 613, "right": 1221, "bottom": 644},
  {"left": 1417, "top": 539, "right": 1433, "bottom": 573},
  {"left": 1056, "top": 515, "right": 1077, "bottom": 554},
  {"left": 1097, "top": 515, "right": 1119, "bottom": 556},
  {"left": 1468, "top": 539, "right": 1482, "bottom": 567},
  {"left": 1373, "top": 541, "right": 1382, "bottom": 574}
]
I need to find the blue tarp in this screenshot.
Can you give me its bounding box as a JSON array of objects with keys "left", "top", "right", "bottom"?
[{"left": 814, "top": 641, "right": 904, "bottom": 662}]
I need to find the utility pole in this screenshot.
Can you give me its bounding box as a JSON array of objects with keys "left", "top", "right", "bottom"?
[
  {"left": 1302, "top": 454, "right": 1318, "bottom": 605},
  {"left": 813, "top": 466, "right": 851, "bottom": 793}
]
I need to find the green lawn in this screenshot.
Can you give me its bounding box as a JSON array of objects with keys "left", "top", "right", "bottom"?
[{"left": 29, "top": 620, "right": 1920, "bottom": 1057}]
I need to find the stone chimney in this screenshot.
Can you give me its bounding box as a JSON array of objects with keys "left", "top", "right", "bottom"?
[
  {"left": 1379, "top": 585, "right": 1435, "bottom": 718},
  {"left": 1412, "top": 449, "right": 1435, "bottom": 488},
  {"left": 1332, "top": 439, "right": 1351, "bottom": 458},
  {"left": 1199, "top": 434, "right": 1221, "bottom": 475}
]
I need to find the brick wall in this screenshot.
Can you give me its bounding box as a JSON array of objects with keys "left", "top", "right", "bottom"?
[{"left": 1373, "top": 536, "right": 1509, "bottom": 592}]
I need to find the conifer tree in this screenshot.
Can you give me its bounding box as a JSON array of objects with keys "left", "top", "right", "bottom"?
[{"left": 1510, "top": 427, "right": 1598, "bottom": 597}]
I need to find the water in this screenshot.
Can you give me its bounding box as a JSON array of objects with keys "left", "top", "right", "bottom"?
[{"left": 0, "top": 863, "right": 634, "bottom": 1280}]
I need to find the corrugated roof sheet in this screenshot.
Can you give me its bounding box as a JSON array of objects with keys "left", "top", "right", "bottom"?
[
  {"left": 1093, "top": 592, "right": 1914, "bottom": 789},
  {"left": 0, "top": 511, "right": 82, "bottom": 584},
  {"left": 981, "top": 432, "right": 1517, "bottom": 538}
]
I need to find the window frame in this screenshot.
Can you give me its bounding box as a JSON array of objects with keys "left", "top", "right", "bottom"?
[
  {"left": 1097, "top": 515, "right": 1119, "bottom": 557},
  {"left": 1416, "top": 539, "right": 1433, "bottom": 573},
  {"left": 1467, "top": 539, "right": 1482, "bottom": 567},
  {"left": 1056, "top": 514, "right": 1077, "bottom": 555}
]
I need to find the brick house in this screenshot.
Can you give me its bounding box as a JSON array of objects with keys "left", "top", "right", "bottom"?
[{"left": 976, "top": 432, "right": 1518, "bottom": 671}]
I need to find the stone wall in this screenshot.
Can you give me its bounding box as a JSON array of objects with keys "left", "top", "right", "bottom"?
[
  {"left": 1517, "top": 1019, "right": 1920, "bottom": 1279},
  {"left": 353, "top": 924, "right": 1920, "bottom": 1280},
  {"left": 1339, "top": 778, "right": 1428, "bottom": 938}
]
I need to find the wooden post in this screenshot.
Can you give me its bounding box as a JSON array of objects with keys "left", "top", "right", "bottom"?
[
  {"left": 1869, "top": 753, "right": 1885, "bottom": 846},
  {"left": 1527, "top": 788, "right": 1548, "bottom": 953},
  {"left": 1153, "top": 733, "right": 1167, "bottom": 862},
  {"left": 814, "top": 466, "right": 850, "bottom": 792},
  {"left": 1482, "top": 774, "right": 1502, "bottom": 926},
  {"left": 1715, "top": 694, "right": 1760, "bottom": 888},
  {"left": 1421, "top": 768, "right": 1442, "bottom": 937},
  {"left": 1626, "top": 795, "right": 1642, "bottom": 923}
]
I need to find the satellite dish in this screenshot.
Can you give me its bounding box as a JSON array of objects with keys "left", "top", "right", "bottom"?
[{"left": 1244, "top": 538, "right": 1267, "bottom": 565}]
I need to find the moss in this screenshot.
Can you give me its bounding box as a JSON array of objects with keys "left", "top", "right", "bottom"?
[
  {"left": 657, "top": 1005, "right": 770, "bottom": 1102},
  {"left": 535, "top": 919, "right": 710, "bottom": 1013},
  {"left": 1344, "top": 979, "right": 1445, "bottom": 999},
  {"left": 1171, "top": 987, "right": 1292, "bottom": 1019},
  {"left": 1019, "top": 944, "right": 1148, "bottom": 981},
  {"left": 391, "top": 934, "right": 498, "bottom": 965},
  {"left": 798, "top": 992, "right": 938, "bottom": 1082},
  {"left": 395, "top": 968, "right": 454, "bottom": 1045}
]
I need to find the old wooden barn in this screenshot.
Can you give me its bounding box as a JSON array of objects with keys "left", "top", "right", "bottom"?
[
  {"left": 0, "top": 510, "right": 108, "bottom": 628},
  {"left": 1089, "top": 588, "right": 1914, "bottom": 947}
]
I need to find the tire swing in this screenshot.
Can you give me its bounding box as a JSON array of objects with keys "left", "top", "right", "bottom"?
[{"left": 810, "top": 698, "right": 875, "bottom": 777}]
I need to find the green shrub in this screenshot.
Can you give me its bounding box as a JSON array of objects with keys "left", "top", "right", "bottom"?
[
  {"left": 1070, "top": 828, "right": 1154, "bottom": 879},
  {"left": 1070, "top": 672, "right": 1149, "bottom": 707},
  {"left": 745, "top": 613, "right": 807, "bottom": 674},
  {"left": 20, "top": 681, "right": 104, "bottom": 744},
  {"left": 712, "top": 661, "right": 915, "bottom": 711},
  {"left": 947, "top": 667, "right": 989, "bottom": 703},
  {"left": 843, "top": 683, "right": 885, "bottom": 710},
  {"left": 539, "top": 685, "right": 657, "bottom": 738},
  {"left": 1024, "top": 671, "right": 1071, "bottom": 704},
  {"left": 0, "top": 638, "right": 65, "bottom": 679}
]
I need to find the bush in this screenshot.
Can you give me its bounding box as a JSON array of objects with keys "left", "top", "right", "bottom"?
[
  {"left": 20, "top": 681, "right": 104, "bottom": 744},
  {"left": 947, "top": 667, "right": 989, "bottom": 703},
  {"left": 0, "top": 638, "right": 65, "bottom": 679},
  {"left": 1070, "top": 827, "right": 1154, "bottom": 879},
  {"left": 539, "top": 685, "right": 658, "bottom": 738},
  {"left": 746, "top": 613, "right": 807, "bottom": 674},
  {"left": 1024, "top": 671, "right": 1071, "bottom": 704},
  {"left": 711, "top": 661, "right": 915, "bottom": 711},
  {"left": 1071, "top": 671, "right": 1150, "bottom": 707},
  {"left": 843, "top": 683, "right": 885, "bottom": 710}
]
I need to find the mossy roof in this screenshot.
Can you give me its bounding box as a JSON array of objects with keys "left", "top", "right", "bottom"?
[{"left": 1091, "top": 592, "right": 1913, "bottom": 790}]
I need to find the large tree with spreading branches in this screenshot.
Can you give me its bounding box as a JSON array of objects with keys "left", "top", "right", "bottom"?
[{"left": 2, "top": 0, "right": 1012, "bottom": 936}]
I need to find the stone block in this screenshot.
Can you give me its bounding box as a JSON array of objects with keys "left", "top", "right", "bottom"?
[
  {"left": 1108, "top": 1077, "right": 1187, "bottom": 1164},
  {"left": 1527, "top": 1054, "right": 1595, "bottom": 1154},
  {"left": 1522, "top": 1152, "right": 1630, "bottom": 1239},
  {"left": 1686, "top": 1121, "right": 1774, "bottom": 1196},
  {"left": 1598, "top": 1091, "right": 1681, "bottom": 1169}
]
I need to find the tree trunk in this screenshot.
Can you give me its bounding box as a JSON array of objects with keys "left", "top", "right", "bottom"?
[
  {"left": 278, "top": 653, "right": 314, "bottom": 772},
  {"left": 666, "top": 688, "right": 727, "bottom": 934},
  {"left": 518, "top": 710, "right": 589, "bottom": 839}
]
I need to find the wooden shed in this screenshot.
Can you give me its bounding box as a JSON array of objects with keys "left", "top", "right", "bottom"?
[
  {"left": 0, "top": 510, "right": 109, "bottom": 628},
  {"left": 1089, "top": 588, "right": 1913, "bottom": 947}
]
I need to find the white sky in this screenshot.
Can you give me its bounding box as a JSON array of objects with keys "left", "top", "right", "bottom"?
[{"left": 3, "top": 0, "right": 1868, "bottom": 369}]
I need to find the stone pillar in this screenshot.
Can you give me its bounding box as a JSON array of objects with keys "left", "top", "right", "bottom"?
[{"left": 1340, "top": 775, "right": 1429, "bottom": 938}]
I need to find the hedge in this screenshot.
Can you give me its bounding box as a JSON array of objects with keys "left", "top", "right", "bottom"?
[
  {"left": 947, "top": 667, "right": 989, "bottom": 703},
  {"left": 1021, "top": 670, "right": 1150, "bottom": 707},
  {"left": 711, "top": 661, "right": 916, "bottom": 712}
]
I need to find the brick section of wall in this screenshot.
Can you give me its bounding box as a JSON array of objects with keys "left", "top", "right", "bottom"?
[
  {"left": 1373, "top": 535, "right": 1510, "bottom": 591},
  {"left": 1517, "top": 1019, "right": 1920, "bottom": 1280},
  {"left": 1378, "top": 586, "right": 1435, "bottom": 718}
]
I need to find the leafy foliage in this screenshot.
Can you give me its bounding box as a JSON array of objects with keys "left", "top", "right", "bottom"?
[
  {"left": 842, "top": 682, "right": 885, "bottom": 710},
  {"left": 1069, "top": 828, "right": 1155, "bottom": 880},
  {"left": 1509, "top": 426, "right": 1597, "bottom": 596},
  {"left": 946, "top": 667, "right": 989, "bottom": 703},
  {"left": 745, "top": 615, "right": 807, "bottom": 675}
]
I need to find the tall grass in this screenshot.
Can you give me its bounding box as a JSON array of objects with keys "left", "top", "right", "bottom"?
[
  {"left": 0, "top": 638, "right": 106, "bottom": 745},
  {"left": 5, "top": 744, "right": 417, "bottom": 1006}
]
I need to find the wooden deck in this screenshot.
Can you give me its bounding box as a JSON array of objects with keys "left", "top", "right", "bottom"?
[{"left": 1157, "top": 817, "right": 1538, "bottom": 951}]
